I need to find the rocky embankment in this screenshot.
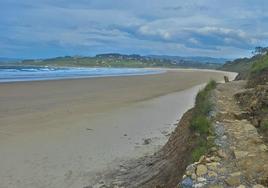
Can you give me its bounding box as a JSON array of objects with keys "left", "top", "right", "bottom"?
[
  {"left": 87, "top": 77, "right": 268, "bottom": 188},
  {"left": 179, "top": 80, "right": 268, "bottom": 188}
]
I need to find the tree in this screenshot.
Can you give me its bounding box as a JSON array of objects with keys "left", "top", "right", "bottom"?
[{"left": 253, "top": 46, "right": 268, "bottom": 55}]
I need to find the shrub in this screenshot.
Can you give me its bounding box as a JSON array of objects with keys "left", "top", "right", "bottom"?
[
  {"left": 191, "top": 80, "right": 216, "bottom": 133},
  {"left": 192, "top": 146, "right": 206, "bottom": 162},
  {"left": 190, "top": 80, "right": 216, "bottom": 162},
  {"left": 205, "top": 80, "right": 217, "bottom": 90},
  {"left": 261, "top": 121, "right": 268, "bottom": 131},
  {"left": 251, "top": 53, "right": 268, "bottom": 74},
  {"left": 191, "top": 115, "right": 211, "bottom": 134},
  {"left": 194, "top": 80, "right": 216, "bottom": 116}
]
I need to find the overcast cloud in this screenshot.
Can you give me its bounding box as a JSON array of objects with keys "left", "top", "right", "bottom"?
[{"left": 0, "top": 0, "right": 268, "bottom": 58}]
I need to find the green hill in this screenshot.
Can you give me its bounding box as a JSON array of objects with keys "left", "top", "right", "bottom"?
[
  {"left": 17, "top": 54, "right": 222, "bottom": 69},
  {"left": 219, "top": 47, "right": 268, "bottom": 80}
]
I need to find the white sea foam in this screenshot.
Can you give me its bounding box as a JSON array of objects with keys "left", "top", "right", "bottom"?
[{"left": 0, "top": 66, "right": 165, "bottom": 82}]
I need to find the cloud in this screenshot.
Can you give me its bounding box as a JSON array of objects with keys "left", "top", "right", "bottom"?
[{"left": 0, "top": 0, "right": 268, "bottom": 58}]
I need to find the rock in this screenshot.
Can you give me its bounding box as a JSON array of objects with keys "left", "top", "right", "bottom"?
[
  {"left": 225, "top": 176, "right": 240, "bottom": 186},
  {"left": 207, "top": 162, "right": 220, "bottom": 171},
  {"left": 217, "top": 167, "right": 227, "bottom": 174},
  {"left": 143, "top": 138, "right": 152, "bottom": 145},
  {"left": 93, "top": 183, "right": 107, "bottom": 188},
  {"left": 217, "top": 149, "right": 227, "bottom": 159},
  {"left": 119, "top": 168, "right": 127, "bottom": 172},
  {"left": 181, "top": 177, "right": 193, "bottom": 188},
  {"left": 222, "top": 135, "right": 227, "bottom": 140},
  {"left": 207, "top": 156, "right": 221, "bottom": 162},
  {"left": 231, "top": 172, "right": 242, "bottom": 176},
  {"left": 194, "top": 183, "right": 206, "bottom": 188},
  {"left": 259, "top": 144, "right": 268, "bottom": 151},
  {"left": 186, "top": 164, "right": 196, "bottom": 176},
  {"left": 191, "top": 173, "right": 197, "bottom": 180},
  {"left": 225, "top": 172, "right": 241, "bottom": 186},
  {"left": 210, "top": 147, "right": 217, "bottom": 152},
  {"left": 197, "top": 177, "right": 206, "bottom": 182},
  {"left": 198, "top": 155, "right": 206, "bottom": 163},
  {"left": 208, "top": 171, "right": 218, "bottom": 178},
  {"left": 253, "top": 185, "right": 265, "bottom": 188},
  {"left": 236, "top": 185, "right": 246, "bottom": 188},
  {"left": 208, "top": 185, "right": 224, "bottom": 188},
  {"left": 196, "top": 164, "right": 208, "bottom": 176},
  {"left": 234, "top": 150, "right": 248, "bottom": 159}
]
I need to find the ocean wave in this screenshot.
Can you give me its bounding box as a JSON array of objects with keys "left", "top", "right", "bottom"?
[{"left": 0, "top": 66, "right": 165, "bottom": 82}]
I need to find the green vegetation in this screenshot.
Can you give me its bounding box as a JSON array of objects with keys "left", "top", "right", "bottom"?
[
  {"left": 190, "top": 80, "right": 217, "bottom": 161},
  {"left": 193, "top": 80, "right": 216, "bottom": 117},
  {"left": 261, "top": 121, "right": 268, "bottom": 131},
  {"left": 191, "top": 141, "right": 207, "bottom": 162},
  {"left": 246, "top": 49, "right": 268, "bottom": 87},
  {"left": 219, "top": 46, "right": 268, "bottom": 80},
  {"left": 219, "top": 57, "right": 252, "bottom": 79},
  {"left": 250, "top": 53, "right": 268, "bottom": 74},
  {"left": 191, "top": 116, "right": 211, "bottom": 135}
]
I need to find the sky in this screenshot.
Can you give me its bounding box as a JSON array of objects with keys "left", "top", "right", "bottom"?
[{"left": 0, "top": 0, "right": 268, "bottom": 59}]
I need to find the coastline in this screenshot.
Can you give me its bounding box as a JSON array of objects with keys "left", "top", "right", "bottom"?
[
  {"left": 0, "top": 69, "right": 237, "bottom": 187},
  {"left": 0, "top": 66, "right": 166, "bottom": 83}
]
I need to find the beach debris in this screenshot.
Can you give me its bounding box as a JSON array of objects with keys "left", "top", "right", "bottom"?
[
  {"left": 143, "top": 138, "right": 152, "bottom": 145},
  {"left": 224, "top": 76, "right": 229, "bottom": 83}
]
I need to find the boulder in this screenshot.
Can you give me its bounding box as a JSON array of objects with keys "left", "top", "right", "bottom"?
[
  {"left": 208, "top": 185, "right": 224, "bottom": 188},
  {"left": 196, "top": 164, "right": 208, "bottom": 176},
  {"left": 217, "top": 150, "right": 228, "bottom": 159},
  {"left": 234, "top": 150, "right": 248, "bottom": 159},
  {"left": 207, "top": 162, "right": 220, "bottom": 171},
  {"left": 225, "top": 172, "right": 241, "bottom": 186},
  {"left": 180, "top": 177, "right": 193, "bottom": 188},
  {"left": 253, "top": 185, "right": 265, "bottom": 188},
  {"left": 185, "top": 164, "right": 196, "bottom": 176},
  {"left": 191, "top": 173, "right": 197, "bottom": 180},
  {"left": 208, "top": 171, "right": 218, "bottom": 178}
]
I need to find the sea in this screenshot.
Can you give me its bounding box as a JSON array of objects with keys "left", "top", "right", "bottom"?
[{"left": 0, "top": 66, "right": 164, "bottom": 83}]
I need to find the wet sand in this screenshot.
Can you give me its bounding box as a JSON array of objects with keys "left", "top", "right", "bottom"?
[{"left": 0, "top": 69, "right": 236, "bottom": 188}]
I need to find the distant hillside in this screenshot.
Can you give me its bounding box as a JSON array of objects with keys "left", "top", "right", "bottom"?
[
  {"left": 247, "top": 52, "right": 268, "bottom": 87},
  {"left": 219, "top": 48, "right": 268, "bottom": 80},
  {"left": 18, "top": 54, "right": 222, "bottom": 69},
  {"left": 149, "top": 55, "right": 229, "bottom": 64},
  {"left": 219, "top": 57, "right": 253, "bottom": 80}
]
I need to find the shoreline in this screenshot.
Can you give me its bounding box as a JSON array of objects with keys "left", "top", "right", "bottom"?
[
  {"left": 0, "top": 69, "right": 237, "bottom": 187},
  {"left": 0, "top": 68, "right": 166, "bottom": 84},
  {"left": 0, "top": 67, "right": 234, "bottom": 84}
]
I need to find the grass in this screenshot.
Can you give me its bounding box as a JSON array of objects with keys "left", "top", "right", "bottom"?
[
  {"left": 192, "top": 145, "right": 207, "bottom": 162},
  {"left": 261, "top": 121, "right": 268, "bottom": 131},
  {"left": 191, "top": 116, "right": 211, "bottom": 134},
  {"left": 190, "top": 80, "right": 216, "bottom": 133},
  {"left": 190, "top": 80, "right": 217, "bottom": 161},
  {"left": 251, "top": 53, "right": 268, "bottom": 74}
]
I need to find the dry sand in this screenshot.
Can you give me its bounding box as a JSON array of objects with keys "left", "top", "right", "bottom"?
[{"left": 0, "top": 69, "right": 236, "bottom": 188}]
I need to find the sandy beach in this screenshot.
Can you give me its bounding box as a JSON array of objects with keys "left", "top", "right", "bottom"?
[{"left": 0, "top": 69, "right": 236, "bottom": 188}]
